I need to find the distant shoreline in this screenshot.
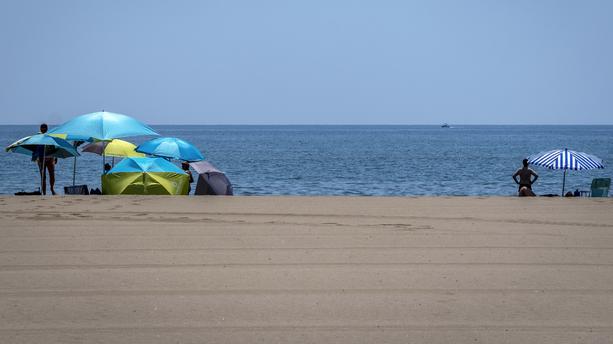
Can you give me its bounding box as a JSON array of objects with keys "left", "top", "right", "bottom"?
[{"left": 2, "top": 124, "right": 613, "bottom": 127}]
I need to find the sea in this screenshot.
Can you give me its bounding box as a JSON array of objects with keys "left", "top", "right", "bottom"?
[{"left": 0, "top": 125, "right": 611, "bottom": 196}]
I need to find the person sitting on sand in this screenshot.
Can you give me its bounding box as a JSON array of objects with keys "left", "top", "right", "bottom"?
[
  {"left": 32, "top": 123, "right": 57, "bottom": 195},
  {"left": 181, "top": 162, "right": 194, "bottom": 194},
  {"left": 518, "top": 186, "right": 536, "bottom": 197},
  {"left": 513, "top": 158, "right": 538, "bottom": 196}
]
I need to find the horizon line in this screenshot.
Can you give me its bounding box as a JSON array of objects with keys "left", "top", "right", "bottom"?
[{"left": 2, "top": 123, "right": 613, "bottom": 126}]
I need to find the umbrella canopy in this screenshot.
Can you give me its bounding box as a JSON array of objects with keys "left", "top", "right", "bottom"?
[
  {"left": 528, "top": 148, "right": 605, "bottom": 195},
  {"left": 48, "top": 133, "right": 94, "bottom": 143},
  {"left": 136, "top": 137, "right": 204, "bottom": 162},
  {"left": 190, "top": 161, "right": 233, "bottom": 195},
  {"left": 82, "top": 139, "right": 145, "bottom": 158},
  {"left": 6, "top": 134, "right": 80, "bottom": 158},
  {"left": 102, "top": 157, "right": 189, "bottom": 195},
  {"left": 190, "top": 160, "right": 223, "bottom": 174},
  {"left": 48, "top": 111, "right": 159, "bottom": 141},
  {"left": 6, "top": 134, "right": 80, "bottom": 195},
  {"left": 528, "top": 148, "right": 605, "bottom": 170}
]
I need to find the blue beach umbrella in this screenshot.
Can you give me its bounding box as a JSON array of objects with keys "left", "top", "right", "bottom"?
[
  {"left": 48, "top": 111, "right": 159, "bottom": 141},
  {"left": 49, "top": 111, "right": 159, "bottom": 179},
  {"left": 136, "top": 137, "right": 205, "bottom": 162},
  {"left": 528, "top": 148, "right": 605, "bottom": 196},
  {"left": 6, "top": 134, "right": 80, "bottom": 194},
  {"left": 6, "top": 134, "right": 80, "bottom": 158}
]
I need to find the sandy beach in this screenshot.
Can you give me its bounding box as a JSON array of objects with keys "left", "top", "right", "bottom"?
[{"left": 1, "top": 195, "right": 612, "bottom": 343}]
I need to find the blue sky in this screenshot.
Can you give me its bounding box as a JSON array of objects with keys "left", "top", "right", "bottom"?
[{"left": 1, "top": 0, "right": 612, "bottom": 124}]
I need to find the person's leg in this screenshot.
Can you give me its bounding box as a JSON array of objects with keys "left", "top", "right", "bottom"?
[
  {"left": 37, "top": 160, "right": 46, "bottom": 195},
  {"left": 46, "top": 159, "right": 56, "bottom": 195}
]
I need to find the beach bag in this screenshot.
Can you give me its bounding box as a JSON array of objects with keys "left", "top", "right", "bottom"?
[{"left": 64, "top": 185, "right": 89, "bottom": 195}]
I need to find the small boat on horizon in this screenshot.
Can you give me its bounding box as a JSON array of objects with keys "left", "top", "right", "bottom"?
[{"left": 441, "top": 123, "right": 451, "bottom": 128}]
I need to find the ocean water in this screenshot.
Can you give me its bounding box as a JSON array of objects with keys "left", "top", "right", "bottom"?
[{"left": 0, "top": 125, "right": 611, "bottom": 196}]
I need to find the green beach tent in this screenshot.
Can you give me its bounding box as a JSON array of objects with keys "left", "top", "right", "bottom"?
[{"left": 102, "top": 157, "right": 189, "bottom": 195}]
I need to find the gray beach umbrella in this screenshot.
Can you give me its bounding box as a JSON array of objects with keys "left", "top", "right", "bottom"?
[{"left": 189, "top": 161, "right": 233, "bottom": 195}]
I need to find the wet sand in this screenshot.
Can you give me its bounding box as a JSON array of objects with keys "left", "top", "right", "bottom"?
[{"left": 1, "top": 196, "right": 612, "bottom": 343}]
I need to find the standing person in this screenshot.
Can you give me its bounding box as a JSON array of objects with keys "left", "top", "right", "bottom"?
[
  {"left": 33, "top": 123, "right": 57, "bottom": 195},
  {"left": 181, "top": 162, "right": 194, "bottom": 195},
  {"left": 513, "top": 158, "right": 538, "bottom": 196}
]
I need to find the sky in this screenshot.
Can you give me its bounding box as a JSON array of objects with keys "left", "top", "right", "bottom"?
[{"left": 0, "top": 0, "right": 612, "bottom": 125}]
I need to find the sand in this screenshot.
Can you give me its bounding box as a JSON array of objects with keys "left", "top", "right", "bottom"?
[{"left": 0, "top": 195, "right": 612, "bottom": 343}]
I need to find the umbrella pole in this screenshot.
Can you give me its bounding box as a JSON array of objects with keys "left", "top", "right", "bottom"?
[
  {"left": 72, "top": 141, "right": 79, "bottom": 186},
  {"left": 562, "top": 169, "right": 567, "bottom": 196},
  {"left": 40, "top": 146, "right": 46, "bottom": 196},
  {"left": 72, "top": 156, "right": 77, "bottom": 186}
]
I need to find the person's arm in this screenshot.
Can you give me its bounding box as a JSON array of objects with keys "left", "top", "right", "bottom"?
[
  {"left": 512, "top": 170, "right": 520, "bottom": 184},
  {"left": 531, "top": 170, "right": 538, "bottom": 184}
]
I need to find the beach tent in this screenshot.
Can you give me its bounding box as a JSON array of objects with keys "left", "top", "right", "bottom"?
[
  {"left": 190, "top": 161, "right": 233, "bottom": 195},
  {"left": 102, "top": 157, "right": 189, "bottom": 195}
]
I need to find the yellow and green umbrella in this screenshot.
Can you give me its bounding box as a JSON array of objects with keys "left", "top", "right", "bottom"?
[
  {"left": 82, "top": 139, "right": 145, "bottom": 158},
  {"left": 102, "top": 157, "right": 189, "bottom": 195}
]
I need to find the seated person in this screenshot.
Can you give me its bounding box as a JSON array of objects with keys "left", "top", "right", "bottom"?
[
  {"left": 518, "top": 186, "right": 536, "bottom": 197},
  {"left": 181, "top": 162, "right": 194, "bottom": 194}
]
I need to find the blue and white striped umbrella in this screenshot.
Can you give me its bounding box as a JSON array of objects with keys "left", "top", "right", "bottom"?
[
  {"left": 528, "top": 148, "right": 604, "bottom": 170},
  {"left": 528, "top": 148, "right": 605, "bottom": 195}
]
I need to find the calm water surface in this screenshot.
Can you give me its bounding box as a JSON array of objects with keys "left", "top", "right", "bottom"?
[{"left": 0, "top": 125, "right": 611, "bottom": 196}]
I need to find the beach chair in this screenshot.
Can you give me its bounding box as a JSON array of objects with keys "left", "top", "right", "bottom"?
[{"left": 590, "top": 178, "right": 610, "bottom": 197}]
